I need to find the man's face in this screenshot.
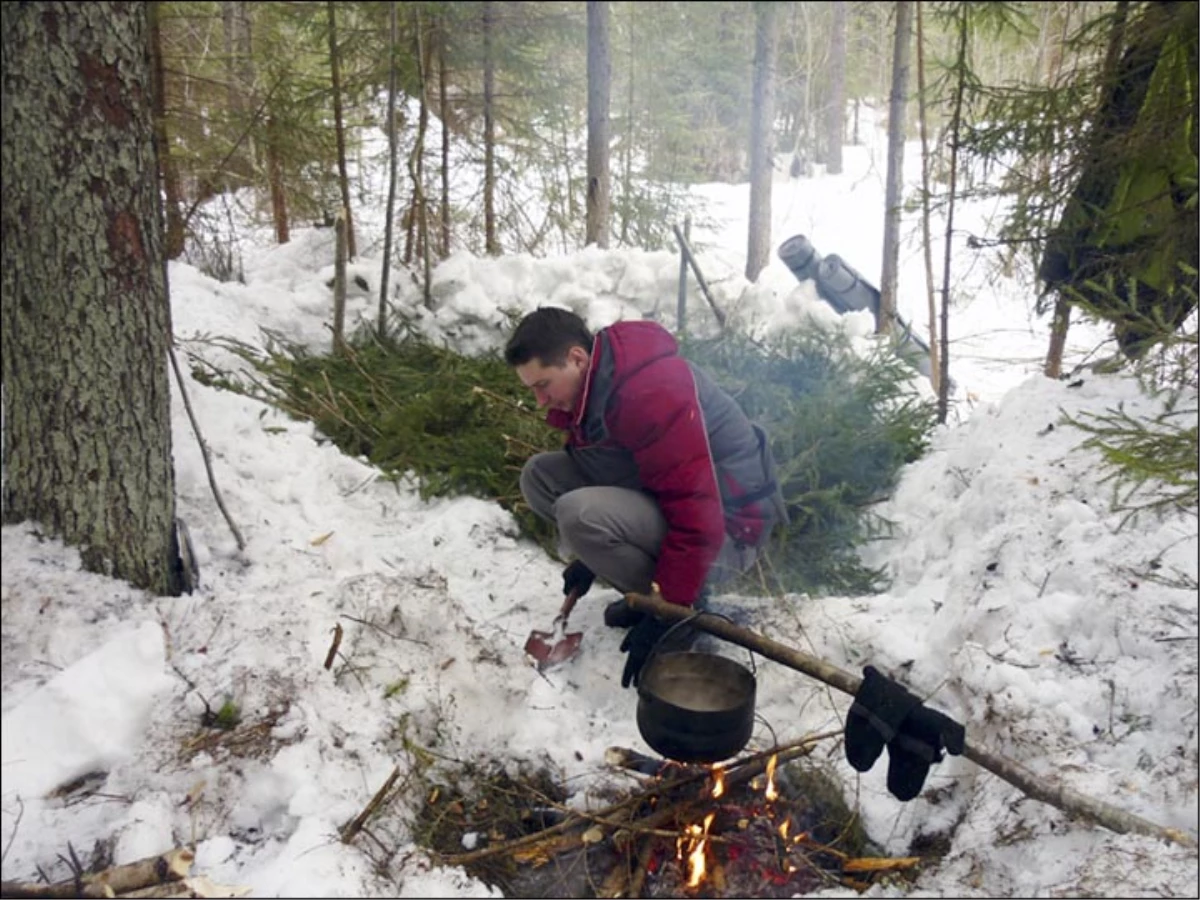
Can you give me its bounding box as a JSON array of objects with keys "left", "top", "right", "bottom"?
[{"left": 515, "top": 346, "right": 589, "bottom": 413}]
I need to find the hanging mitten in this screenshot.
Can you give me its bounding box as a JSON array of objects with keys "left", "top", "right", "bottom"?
[
  {"left": 885, "top": 704, "right": 967, "bottom": 801},
  {"left": 844, "top": 665, "right": 922, "bottom": 773}
]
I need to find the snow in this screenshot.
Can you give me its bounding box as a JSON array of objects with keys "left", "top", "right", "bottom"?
[{"left": 2, "top": 107, "right": 1197, "bottom": 898}]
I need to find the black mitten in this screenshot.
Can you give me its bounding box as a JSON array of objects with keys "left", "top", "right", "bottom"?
[
  {"left": 562, "top": 560, "right": 595, "bottom": 598},
  {"left": 884, "top": 704, "right": 966, "bottom": 800},
  {"left": 620, "top": 616, "right": 669, "bottom": 688},
  {"left": 844, "top": 665, "right": 922, "bottom": 773}
]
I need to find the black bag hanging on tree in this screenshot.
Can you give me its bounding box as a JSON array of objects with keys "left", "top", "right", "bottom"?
[{"left": 844, "top": 665, "right": 966, "bottom": 801}]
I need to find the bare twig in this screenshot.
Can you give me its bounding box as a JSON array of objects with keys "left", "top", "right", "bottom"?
[
  {"left": 324, "top": 623, "right": 344, "bottom": 671},
  {"left": 168, "top": 342, "right": 246, "bottom": 552},
  {"left": 341, "top": 766, "right": 402, "bottom": 844},
  {"left": 1, "top": 797, "right": 23, "bottom": 867}
]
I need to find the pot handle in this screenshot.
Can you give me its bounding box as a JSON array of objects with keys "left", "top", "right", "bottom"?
[{"left": 644, "top": 610, "right": 757, "bottom": 676}]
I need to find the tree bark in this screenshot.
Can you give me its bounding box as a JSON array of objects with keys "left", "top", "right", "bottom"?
[
  {"left": 1, "top": 1, "right": 184, "bottom": 597},
  {"left": 482, "top": 1, "right": 498, "bottom": 256},
  {"left": 327, "top": 0, "right": 356, "bottom": 259},
  {"left": 825, "top": 1, "right": 847, "bottom": 175},
  {"left": 438, "top": 20, "right": 451, "bottom": 259},
  {"left": 937, "top": 5, "right": 969, "bottom": 424},
  {"left": 879, "top": 0, "right": 912, "bottom": 337},
  {"left": 745, "top": 1, "right": 778, "bottom": 283},
  {"left": 379, "top": 0, "right": 400, "bottom": 338},
  {"left": 915, "top": 1, "right": 941, "bottom": 395},
  {"left": 266, "top": 111, "right": 290, "bottom": 245},
  {"left": 585, "top": 0, "right": 611, "bottom": 249}
]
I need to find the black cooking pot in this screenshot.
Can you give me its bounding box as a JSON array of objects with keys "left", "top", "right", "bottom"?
[{"left": 636, "top": 614, "right": 757, "bottom": 764}]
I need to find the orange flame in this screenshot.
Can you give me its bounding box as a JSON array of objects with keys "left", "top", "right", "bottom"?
[
  {"left": 679, "top": 812, "right": 716, "bottom": 888},
  {"left": 711, "top": 765, "right": 725, "bottom": 799},
  {"left": 764, "top": 753, "right": 779, "bottom": 802},
  {"left": 778, "top": 816, "right": 790, "bottom": 841}
]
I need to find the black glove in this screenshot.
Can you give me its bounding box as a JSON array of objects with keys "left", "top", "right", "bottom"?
[
  {"left": 885, "top": 704, "right": 966, "bottom": 801},
  {"left": 844, "top": 665, "right": 921, "bottom": 773},
  {"left": 619, "top": 615, "right": 669, "bottom": 688},
  {"left": 562, "top": 560, "right": 595, "bottom": 598}
]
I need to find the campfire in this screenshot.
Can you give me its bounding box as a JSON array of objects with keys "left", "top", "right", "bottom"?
[{"left": 424, "top": 732, "right": 923, "bottom": 898}]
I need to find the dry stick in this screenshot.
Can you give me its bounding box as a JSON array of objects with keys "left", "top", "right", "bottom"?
[
  {"left": 341, "top": 765, "right": 402, "bottom": 844},
  {"left": 672, "top": 224, "right": 726, "bottom": 329},
  {"left": 324, "top": 623, "right": 344, "bottom": 671},
  {"left": 168, "top": 343, "right": 245, "bottom": 552},
  {"left": 624, "top": 591, "right": 1198, "bottom": 849}
]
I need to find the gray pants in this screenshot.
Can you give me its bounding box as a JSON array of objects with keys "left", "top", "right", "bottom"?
[{"left": 520, "top": 450, "right": 756, "bottom": 598}]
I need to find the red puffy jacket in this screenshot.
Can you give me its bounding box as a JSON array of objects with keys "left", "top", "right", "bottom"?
[{"left": 545, "top": 320, "right": 781, "bottom": 605}]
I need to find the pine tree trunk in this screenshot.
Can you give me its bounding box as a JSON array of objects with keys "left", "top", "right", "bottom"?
[
  {"left": 745, "top": 1, "right": 777, "bottom": 283},
  {"left": 585, "top": 0, "right": 611, "bottom": 249},
  {"left": 149, "top": 1, "right": 185, "bottom": 260},
  {"left": 915, "top": 1, "right": 941, "bottom": 395},
  {"left": 879, "top": 0, "right": 912, "bottom": 337},
  {"left": 266, "top": 111, "right": 290, "bottom": 245},
  {"left": 825, "top": 1, "right": 846, "bottom": 175},
  {"left": 379, "top": 0, "right": 400, "bottom": 337},
  {"left": 414, "top": 10, "right": 432, "bottom": 304},
  {"left": 327, "top": 0, "right": 356, "bottom": 259},
  {"left": 438, "top": 22, "right": 450, "bottom": 259},
  {"left": 1, "top": 1, "right": 183, "bottom": 597},
  {"left": 482, "top": 1, "right": 499, "bottom": 256},
  {"left": 938, "top": 6, "right": 970, "bottom": 425},
  {"left": 221, "top": 1, "right": 255, "bottom": 188},
  {"left": 619, "top": 3, "right": 637, "bottom": 245}
]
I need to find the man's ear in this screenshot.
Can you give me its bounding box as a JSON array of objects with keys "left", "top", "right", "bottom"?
[{"left": 567, "top": 345, "right": 590, "bottom": 368}]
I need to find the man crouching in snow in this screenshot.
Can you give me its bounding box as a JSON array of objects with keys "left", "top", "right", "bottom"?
[{"left": 504, "top": 306, "right": 787, "bottom": 687}]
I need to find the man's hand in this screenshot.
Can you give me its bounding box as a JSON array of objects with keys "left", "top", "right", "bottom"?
[
  {"left": 620, "top": 616, "right": 669, "bottom": 688},
  {"left": 562, "top": 560, "right": 595, "bottom": 598}
]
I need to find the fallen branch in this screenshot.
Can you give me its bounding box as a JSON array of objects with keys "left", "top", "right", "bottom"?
[
  {"left": 625, "top": 590, "right": 1199, "bottom": 849},
  {"left": 168, "top": 342, "right": 245, "bottom": 553},
  {"left": 341, "top": 765, "right": 401, "bottom": 844},
  {"left": 1, "top": 847, "right": 195, "bottom": 899}
]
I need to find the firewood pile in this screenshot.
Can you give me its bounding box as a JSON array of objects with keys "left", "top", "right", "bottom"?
[{"left": 426, "top": 732, "right": 921, "bottom": 898}]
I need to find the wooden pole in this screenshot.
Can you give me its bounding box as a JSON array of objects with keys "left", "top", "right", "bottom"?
[
  {"left": 672, "top": 223, "right": 725, "bottom": 329},
  {"left": 623, "top": 590, "right": 1197, "bottom": 849}
]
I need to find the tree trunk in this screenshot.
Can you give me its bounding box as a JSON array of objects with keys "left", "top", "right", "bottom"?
[
  {"left": 221, "top": 1, "right": 255, "bottom": 188},
  {"left": 585, "top": 0, "right": 611, "bottom": 249},
  {"left": 414, "top": 9, "right": 433, "bottom": 305},
  {"left": 438, "top": 20, "right": 450, "bottom": 259},
  {"left": 266, "top": 110, "right": 290, "bottom": 245},
  {"left": 825, "top": 1, "right": 846, "bottom": 175},
  {"left": 379, "top": 0, "right": 400, "bottom": 338},
  {"left": 937, "top": 6, "right": 970, "bottom": 425},
  {"left": 1, "top": 1, "right": 184, "bottom": 597},
  {"left": 327, "top": 0, "right": 356, "bottom": 259},
  {"left": 619, "top": 2, "right": 637, "bottom": 245},
  {"left": 149, "top": 1, "right": 185, "bottom": 260},
  {"left": 879, "top": 0, "right": 912, "bottom": 337},
  {"left": 482, "top": 1, "right": 499, "bottom": 256},
  {"left": 745, "top": 1, "right": 777, "bottom": 283},
  {"left": 915, "top": 1, "right": 940, "bottom": 395}
]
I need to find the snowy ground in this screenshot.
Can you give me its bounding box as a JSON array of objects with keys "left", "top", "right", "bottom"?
[{"left": 2, "top": 118, "right": 1197, "bottom": 897}]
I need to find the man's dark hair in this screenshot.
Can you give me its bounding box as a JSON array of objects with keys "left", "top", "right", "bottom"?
[{"left": 504, "top": 307, "right": 593, "bottom": 367}]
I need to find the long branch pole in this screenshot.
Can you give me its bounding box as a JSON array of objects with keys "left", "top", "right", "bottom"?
[
  {"left": 672, "top": 223, "right": 726, "bottom": 329},
  {"left": 168, "top": 343, "right": 245, "bottom": 552},
  {"left": 624, "top": 591, "right": 1197, "bottom": 849}
]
